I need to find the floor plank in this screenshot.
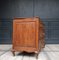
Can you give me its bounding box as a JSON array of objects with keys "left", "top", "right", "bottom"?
[
  {"left": 29, "top": 56, "right": 36, "bottom": 60},
  {"left": 0, "top": 51, "right": 5, "bottom": 56},
  {"left": 0, "top": 51, "right": 16, "bottom": 60},
  {"left": 0, "top": 44, "right": 12, "bottom": 51},
  {"left": 23, "top": 56, "right": 30, "bottom": 60},
  {"left": 15, "top": 56, "right": 23, "bottom": 60}
]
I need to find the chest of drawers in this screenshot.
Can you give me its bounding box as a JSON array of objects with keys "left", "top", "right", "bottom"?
[{"left": 12, "top": 17, "right": 45, "bottom": 59}]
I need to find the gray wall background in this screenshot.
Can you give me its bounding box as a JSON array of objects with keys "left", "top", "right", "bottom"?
[{"left": 0, "top": 0, "right": 59, "bottom": 44}]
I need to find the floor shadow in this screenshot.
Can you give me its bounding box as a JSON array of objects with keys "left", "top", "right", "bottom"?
[{"left": 17, "top": 51, "right": 35, "bottom": 57}]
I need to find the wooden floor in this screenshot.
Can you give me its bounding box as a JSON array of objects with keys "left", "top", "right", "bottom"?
[{"left": 0, "top": 44, "right": 59, "bottom": 60}]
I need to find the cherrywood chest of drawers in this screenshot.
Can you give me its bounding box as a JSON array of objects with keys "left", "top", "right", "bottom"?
[{"left": 12, "top": 17, "right": 45, "bottom": 59}]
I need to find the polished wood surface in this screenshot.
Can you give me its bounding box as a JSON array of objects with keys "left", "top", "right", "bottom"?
[{"left": 12, "top": 17, "right": 45, "bottom": 58}]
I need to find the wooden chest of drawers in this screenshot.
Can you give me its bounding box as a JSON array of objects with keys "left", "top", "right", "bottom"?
[{"left": 12, "top": 17, "right": 45, "bottom": 58}]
